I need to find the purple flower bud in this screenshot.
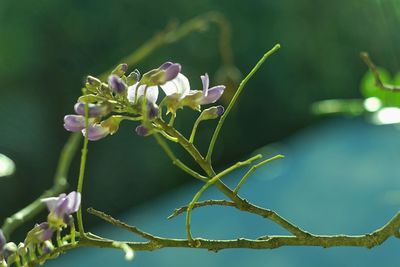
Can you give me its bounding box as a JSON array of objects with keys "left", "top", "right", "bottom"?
[
  {"left": 86, "top": 76, "right": 101, "bottom": 86},
  {"left": 216, "top": 105, "right": 225, "bottom": 116},
  {"left": 147, "top": 103, "right": 159, "bottom": 120},
  {"left": 37, "top": 223, "right": 54, "bottom": 242},
  {"left": 42, "top": 240, "right": 54, "bottom": 254},
  {"left": 108, "top": 74, "right": 127, "bottom": 93},
  {"left": 74, "top": 102, "right": 110, "bottom": 118},
  {"left": 159, "top": 62, "right": 181, "bottom": 82},
  {"left": 63, "top": 115, "right": 86, "bottom": 132},
  {"left": 135, "top": 125, "right": 149, "bottom": 136}
]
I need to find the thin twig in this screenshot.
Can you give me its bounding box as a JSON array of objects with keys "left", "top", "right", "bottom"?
[
  {"left": 234, "top": 154, "right": 284, "bottom": 194},
  {"left": 185, "top": 154, "right": 262, "bottom": 243},
  {"left": 206, "top": 44, "right": 281, "bottom": 162},
  {"left": 29, "top": 211, "right": 400, "bottom": 266},
  {"left": 87, "top": 208, "right": 159, "bottom": 241},
  {"left": 168, "top": 200, "right": 236, "bottom": 219},
  {"left": 360, "top": 52, "right": 400, "bottom": 92}
]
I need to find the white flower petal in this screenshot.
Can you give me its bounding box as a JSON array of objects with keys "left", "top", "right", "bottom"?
[
  {"left": 127, "top": 84, "right": 159, "bottom": 104},
  {"left": 160, "top": 73, "right": 190, "bottom": 98}
]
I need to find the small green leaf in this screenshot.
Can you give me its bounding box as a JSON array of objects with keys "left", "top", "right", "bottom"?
[{"left": 0, "top": 153, "right": 15, "bottom": 178}]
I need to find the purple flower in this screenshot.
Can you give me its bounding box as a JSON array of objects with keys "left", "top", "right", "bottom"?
[
  {"left": 108, "top": 74, "right": 127, "bottom": 93},
  {"left": 42, "top": 192, "right": 81, "bottom": 228},
  {"left": 63, "top": 115, "right": 87, "bottom": 132},
  {"left": 199, "top": 73, "right": 225, "bottom": 104},
  {"left": 74, "top": 102, "right": 110, "bottom": 118},
  {"left": 82, "top": 124, "right": 110, "bottom": 141}
]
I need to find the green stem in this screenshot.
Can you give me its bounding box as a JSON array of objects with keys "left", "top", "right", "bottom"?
[
  {"left": 153, "top": 133, "right": 208, "bottom": 182},
  {"left": 76, "top": 103, "right": 90, "bottom": 237},
  {"left": 234, "top": 154, "right": 284, "bottom": 194},
  {"left": 206, "top": 44, "right": 281, "bottom": 162},
  {"left": 185, "top": 154, "right": 262, "bottom": 243},
  {"left": 189, "top": 116, "right": 202, "bottom": 144}
]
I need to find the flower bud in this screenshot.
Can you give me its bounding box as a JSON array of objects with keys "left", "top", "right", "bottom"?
[
  {"left": 25, "top": 223, "right": 54, "bottom": 244},
  {"left": 63, "top": 115, "right": 86, "bottom": 132},
  {"left": 3, "top": 243, "right": 16, "bottom": 259},
  {"left": 135, "top": 125, "right": 150, "bottom": 136},
  {"left": 147, "top": 103, "right": 159, "bottom": 120},
  {"left": 126, "top": 69, "right": 141, "bottom": 86},
  {"left": 42, "top": 240, "right": 54, "bottom": 255},
  {"left": 108, "top": 74, "right": 127, "bottom": 94},
  {"left": 111, "top": 63, "right": 128, "bottom": 77},
  {"left": 87, "top": 75, "right": 102, "bottom": 87},
  {"left": 197, "top": 105, "right": 224, "bottom": 121},
  {"left": 141, "top": 62, "right": 181, "bottom": 86},
  {"left": 74, "top": 102, "right": 110, "bottom": 118}
]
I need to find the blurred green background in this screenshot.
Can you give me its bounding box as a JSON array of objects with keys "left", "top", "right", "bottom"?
[{"left": 1, "top": 0, "right": 400, "bottom": 241}]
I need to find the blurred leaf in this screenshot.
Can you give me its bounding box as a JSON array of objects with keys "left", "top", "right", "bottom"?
[
  {"left": 360, "top": 69, "right": 400, "bottom": 108},
  {"left": 0, "top": 153, "right": 15, "bottom": 178}
]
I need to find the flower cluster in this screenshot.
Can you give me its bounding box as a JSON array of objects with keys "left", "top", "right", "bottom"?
[
  {"left": 63, "top": 61, "right": 226, "bottom": 140},
  {"left": 0, "top": 192, "right": 80, "bottom": 266}
]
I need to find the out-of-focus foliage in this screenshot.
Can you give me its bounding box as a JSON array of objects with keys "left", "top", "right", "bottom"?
[{"left": 1, "top": 0, "right": 400, "bottom": 240}]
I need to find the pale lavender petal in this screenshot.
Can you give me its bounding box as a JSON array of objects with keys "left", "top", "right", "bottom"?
[
  {"left": 66, "top": 192, "right": 81, "bottom": 214},
  {"left": 63, "top": 115, "right": 85, "bottom": 132},
  {"left": 200, "top": 85, "right": 225, "bottom": 104},
  {"left": 54, "top": 197, "right": 69, "bottom": 217},
  {"left": 164, "top": 63, "right": 181, "bottom": 82},
  {"left": 160, "top": 73, "right": 190, "bottom": 98},
  {"left": 41, "top": 197, "right": 60, "bottom": 213},
  {"left": 38, "top": 223, "right": 53, "bottom": 241},
  {"left": 82, "top": 124, "right": 110, "bottom": 141},
  {"left": 201, "top": 73, "right": 209, "bottom": 95}
]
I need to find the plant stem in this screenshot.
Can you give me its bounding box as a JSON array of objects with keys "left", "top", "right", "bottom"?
[
  {"left": 76, "top": 103, "right": 90, "bottom": 237},
  {"left": 234, "top": 154, "right": 284, "bottom": 194},
  {"left": 185, "top": 154, "right": 262, "bottom": 242},
  {"left": 206, "top": 44, "right": 281, "bottom": 162}
]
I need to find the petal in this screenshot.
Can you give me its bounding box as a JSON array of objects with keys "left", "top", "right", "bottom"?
[
  {"left": 163, "top": 63, "right": 181, "bottom": 82},
  {"left": 82, "top": 124, "right": 110, "bottom": 141},
  {"left": 127, "top": 84, "right": 159, "bottom": 104},
  {"left": 41, "top": 197, "right": 60, "bottom": 213},
  {"left": 63, "top": 115, "right": 85, "bottom": 132},
  {"left": 200, "top": 85, "right": 225, "bottom": 104},
  {"left": 200, "top": 73, "right": 209, "bottom": 95},
  {"left": 66, "top": 191, "right": 81, "bottom": 214},
  {"left": 160, "top": 73, "right": 190, "bottom": 98},
  {"left": 54, "top": 196, "right": 69, "bottom": 217}
]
